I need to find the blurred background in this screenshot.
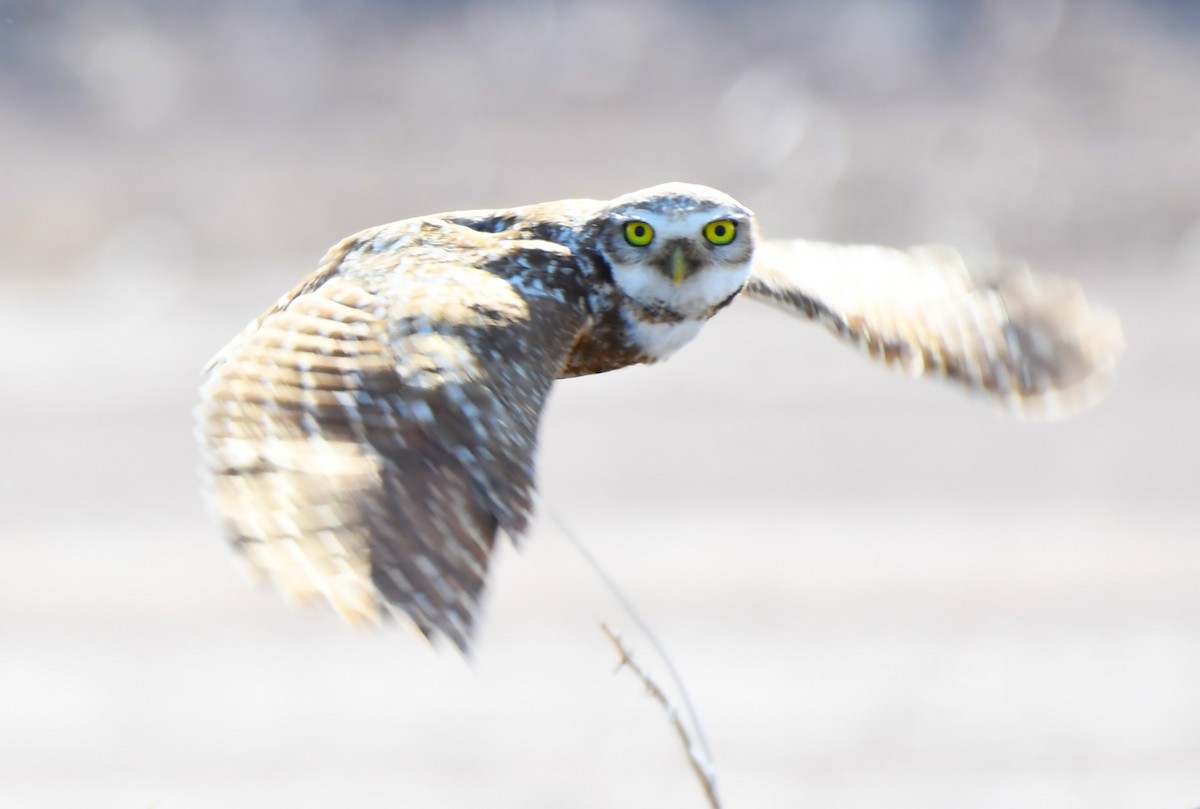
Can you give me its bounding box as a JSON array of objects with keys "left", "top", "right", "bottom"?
[{"left": 2, "top": 0, "right": 1198, "bottom": 807}]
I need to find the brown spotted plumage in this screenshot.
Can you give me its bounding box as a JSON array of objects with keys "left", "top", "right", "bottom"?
[{"left": 197, "top": 183, "right": 1122, "bottom": 653}]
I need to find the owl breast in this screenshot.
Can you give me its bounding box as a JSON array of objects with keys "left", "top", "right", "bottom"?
[
  {"left": 557, "top": 312, "right": 647, "bottom": 378},
  {"left": 623, "top": 316, "right": 705, "bottom": 362},
  {"left": 556, "top": 306, "right": 713, "bottom": 379}
]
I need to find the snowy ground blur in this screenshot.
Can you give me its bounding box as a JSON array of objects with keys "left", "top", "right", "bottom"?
[{"left": 2, "top": 1, "right": 1198, "bottom": 807}]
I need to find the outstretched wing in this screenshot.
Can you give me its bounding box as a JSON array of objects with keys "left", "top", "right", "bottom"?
[
  {"left": 197, "top": 220, "right": 589, "bottom": 653},
  {"left": 746, "top": 239, "right": 1123, "bottom": 418}
]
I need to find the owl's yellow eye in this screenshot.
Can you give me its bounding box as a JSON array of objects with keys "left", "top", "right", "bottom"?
[
  {"left": 703, "top": 219, "right": 737, "bottom": 245},
  {"left": 624, "top": 221, "right": 655, "bottom": 246}
]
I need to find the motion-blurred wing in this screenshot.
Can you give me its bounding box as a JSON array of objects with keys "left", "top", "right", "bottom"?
[
  {"left": 747, "top": 239, "right": 1123, "bottom": 418},
  {"left": 197, "top": 223, "right": 588, "bottom": 653}
]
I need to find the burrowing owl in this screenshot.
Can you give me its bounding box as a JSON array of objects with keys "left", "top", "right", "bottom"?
[{"left": 197, "top": 183, "right": 1122, "bottom": 653}]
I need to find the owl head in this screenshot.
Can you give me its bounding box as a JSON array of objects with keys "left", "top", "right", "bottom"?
[{"left": 589, "top": 182, "right": 756, "bottom": 321}]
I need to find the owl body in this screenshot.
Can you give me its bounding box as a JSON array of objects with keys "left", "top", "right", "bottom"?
[
  {"left": 322, "top": 192, "right": 745, "bottom": 378},
  {"left": 198, "top": 183, "right": 1122, "bottom": 653}
]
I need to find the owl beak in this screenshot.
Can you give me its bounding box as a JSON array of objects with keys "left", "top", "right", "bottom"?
[{"left": 671, "top": 244, "right": 688, "bottom": 287}]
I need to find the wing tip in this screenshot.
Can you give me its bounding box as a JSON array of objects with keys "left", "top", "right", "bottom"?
[
  {"left": 996, "top": 364, "right": 1120, "bottom": 421},
  {"left": 996, "top": 271, "right": 1126, "bottom": 420}
]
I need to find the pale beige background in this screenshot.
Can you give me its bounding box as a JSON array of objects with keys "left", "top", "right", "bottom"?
[{"left": 2, "top": 1, "right": 1198, "bottom": 807}]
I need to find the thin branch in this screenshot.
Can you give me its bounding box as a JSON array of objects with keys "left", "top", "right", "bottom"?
[
  {"left": 546, "top": 507, "right": 714, "bottom": 762},
  {"left": 602, "top": 622, "right": 723, "bottom": 809}
]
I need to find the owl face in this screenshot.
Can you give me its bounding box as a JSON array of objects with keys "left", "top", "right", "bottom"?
[{"left": 591, "top": 183, "right": 755, "bottom": 321}]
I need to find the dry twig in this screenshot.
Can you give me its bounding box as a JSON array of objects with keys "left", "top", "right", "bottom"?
[{"left": 601, "top": 622, "right": 723, "bottom": 809}]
